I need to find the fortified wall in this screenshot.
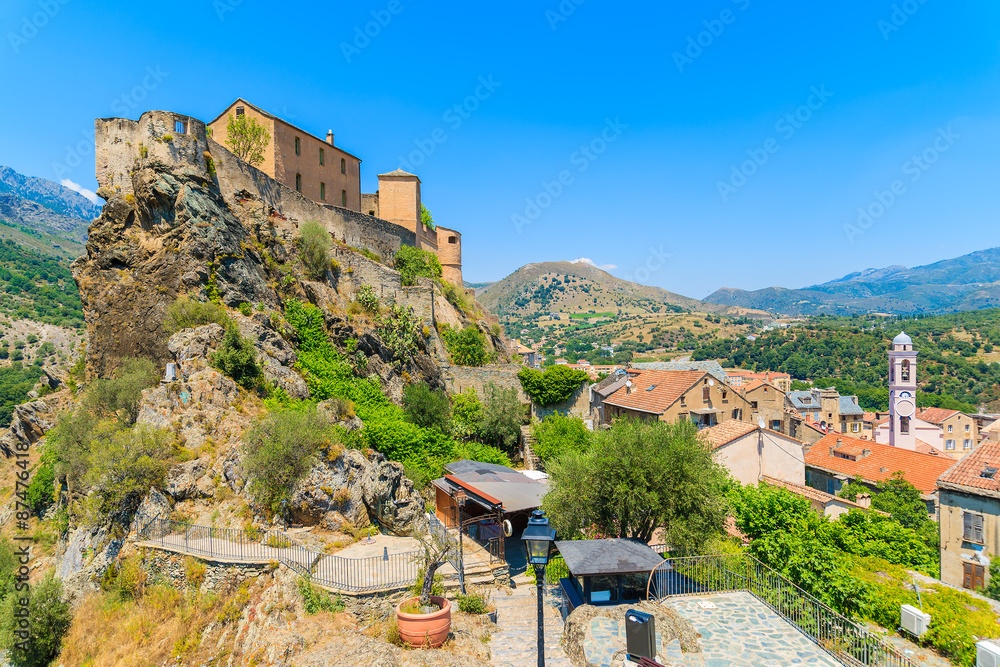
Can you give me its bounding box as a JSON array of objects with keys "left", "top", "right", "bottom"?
[{"left": 95, "top": 110, "right": 418, "bottom": 265}]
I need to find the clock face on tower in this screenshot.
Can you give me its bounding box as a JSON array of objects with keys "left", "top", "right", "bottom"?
[{"left": 896, "top": 399, "right": 915, "bottom": 418}]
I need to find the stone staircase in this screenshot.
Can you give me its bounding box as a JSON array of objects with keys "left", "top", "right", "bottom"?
[
  {"left": 521, "top": 425, "right": 541, "bottom": 471},
  {"left": 489, "top": 580, "right": 571, "bottom": 666}
]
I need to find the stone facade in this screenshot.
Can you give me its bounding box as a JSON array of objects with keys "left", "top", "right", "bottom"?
[
  {"left": 938, "top": 487, "right": 999, "bottom": 590},
  {"left": 143, "top": 549, "right": 271, "bottom": 594},
  {"left": 207, "top": 99, "right": 362, "bottom": 211},
  {"left": 444, "top": 364, "right": 529, "bottom": 403}
]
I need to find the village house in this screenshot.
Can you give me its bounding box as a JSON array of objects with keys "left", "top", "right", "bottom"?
[
  {"left": 804, "top": 433, "right": 955, "bottom": 517},
  {"left": 917, "top": 407, "right": 979, "bottom": 454},
  {"left": 787, "top": 387, "right": 865, "bottom": 435},
  {"left": 726, "top": 369, "right": 792, "bottom": 392},
  {"left": 739, "top": 379, "right": 799, "bottom": 437},
  {"left": 937, "top": 441, "right": 1000, "bottom": 591},
  {"left": 761, "top": 475, "right": 877, "bottom": 520},
  {"left": 601, "top": 369, "right": 752, "bottom": 429},
  {"left": 701, "top": 420, "right": 806, "bottom": 486}
]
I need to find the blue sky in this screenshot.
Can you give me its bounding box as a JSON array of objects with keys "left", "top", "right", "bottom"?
[{"left": 2, "top": 0, "right": 998, "bottom": 297}]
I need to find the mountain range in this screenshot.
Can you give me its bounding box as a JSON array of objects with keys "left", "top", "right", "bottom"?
[
  {"left": 0, "top": 166, "right": 97, "bottom": 258},
  {"left": 704, "top": 247, "right": 1000, "bottom": 316}
]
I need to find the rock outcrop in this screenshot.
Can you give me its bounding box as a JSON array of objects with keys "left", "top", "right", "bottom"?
[
  {"left": 563, "top": 602, "right": 702, "bottom": 667},
  {"left": 289, "top": 449, "right": 423, "bottom": 536},
  {"left": 0, "top": 398, "right": 54, "bottom": 457}
]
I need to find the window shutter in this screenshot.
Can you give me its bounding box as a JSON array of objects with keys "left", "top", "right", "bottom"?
[
  {"left": 965, "top": 512, "right": 974, "bottom": 541},
  {"left": 975, "top": 514, "right": 985, "bottom": 543},
  {"left": 964, "top": 562, "right": 974, "bottom": 588}
]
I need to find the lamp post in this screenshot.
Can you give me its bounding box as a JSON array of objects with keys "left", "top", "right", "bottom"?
[
  {"left": 281, "top": 499, "right": 288, "bottom": 531},
  {"left": 454, "top": 490, "right": 467, "bottom": 595},
  {"left": 522, "top": 509, "right": 556, "bottom": 667}
]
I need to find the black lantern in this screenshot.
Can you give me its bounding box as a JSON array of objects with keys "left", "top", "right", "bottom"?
[{"left": 522, "top": 509, "right": 555, "bottom": 566}]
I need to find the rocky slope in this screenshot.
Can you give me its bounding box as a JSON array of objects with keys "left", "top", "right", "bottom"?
[{"left": 0, "top": 165, "right": 101, "bottom": 223}]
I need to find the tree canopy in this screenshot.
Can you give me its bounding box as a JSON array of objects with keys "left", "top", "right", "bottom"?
[
  {"left": 517, "top": 364, "right": 590, "bottom": 407},
  {"left": 224, "top": 112, "right": 271, "bottom": 166}
]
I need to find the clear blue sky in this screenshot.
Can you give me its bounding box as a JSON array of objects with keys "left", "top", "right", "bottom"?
[{"left": 2, "top": 0, "right": 999, "bottom": 297}]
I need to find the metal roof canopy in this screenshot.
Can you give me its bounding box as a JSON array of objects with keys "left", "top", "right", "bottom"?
[
  {"left": 434, "top": 460, "right": 549, "bottom": 514},
  {"left": 555, "top": 539, "right": 665, "bottom": 577}
]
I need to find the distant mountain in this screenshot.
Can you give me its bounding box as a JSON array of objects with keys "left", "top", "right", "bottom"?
[
  {"left": 0, "top": 166, "right": 101, "bottom": 221},
  {"left": 705, "top": 247, "right": 1000, "bottom": 316},
  {"left": 479, "top": 260, "right": 753, "bottom": 320}
]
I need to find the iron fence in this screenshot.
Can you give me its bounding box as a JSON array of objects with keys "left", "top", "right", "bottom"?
[
  {"left": 136, "top": 516, "right": 421, "bottom": 594},
  {"left": 647, "top": 554, "right": 917, "bottom": 667}
]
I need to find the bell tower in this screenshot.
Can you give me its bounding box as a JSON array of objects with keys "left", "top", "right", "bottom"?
[{"left": 888, "top": 331, "right": 918, "bottom": 450}]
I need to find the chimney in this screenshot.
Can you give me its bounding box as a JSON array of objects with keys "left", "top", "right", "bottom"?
[
  {"left": 861, "top": 448, "right": 871, "bottom": 459},
  {"left": 326, "top": 130, "right": 334, "bottom": 145},
  {"left": 836, "top": 438, "right": 842, "bottom": 448},
  {"left": 855, "top": 493, "right": 872, "bottom": 509}
]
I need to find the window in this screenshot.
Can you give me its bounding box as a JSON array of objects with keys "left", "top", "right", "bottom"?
[
  {"left": 702, "top": 386, "right": 710, "bottom": 402},
  {"left": 900, "top": 416, "right": 910, "bottom": 434},
  {"left": 751, "top": 401, "right": 758, "bottom": 409},
  {"left": 948, "top": 425, "right": 954, "bottom": 433},
  {"left": 826, "top": 479, "right": 835, "bottom": 494},
  {"left": 320, "top": 182, "right": 326, "bottom": 200},
  {"left": 852, "top": 423, "right": 860, "bottom": 433},
  {"left": 341, "top": 189, "right": 347, "bottom": 206},
  {"left": 174, "top": 120, "right": 187, "bottom": 134},
  {"left": 966, "top": 424, "right": 971, "bottom": 432},
  {"left": 964, "top": 511, "right": 985, "bottom": 543},
  {"left": 901, "top": 359, "right": 910, "bottom": 381},
  {"left": 235, "top": 106, "right": 245, "bottom": 117},
  {"left": 964, "top": 439, "right": 972, "bottom": 450},
  {"left": 369, "top": 210, "right": 376, "bottom": 216},
  {"left": 448, "top": 236, "right": 457, "bottom": 244},
  {"left": 341, "top": 158, "right": 346, "bottom": 174},
  {"left": 319, "top": 147, "right": 325, "bottom": 165},
  {"left": 770, "top": 420, "right": 781, "bottom": 431},
  {"left": 964, "top": 562, "right": 986, "bottom": 590},
  {"left": 588, "top": 575, "right": 619, "bottom": 603},
  {"left": 946, "top": 439, "right": 955, "bottom": 450},
  {"left": 295, "top": 137, "right": 301, "bottom": 155},
  {"left": 295, "top": 173, "right": 302, "bottom": 192}
]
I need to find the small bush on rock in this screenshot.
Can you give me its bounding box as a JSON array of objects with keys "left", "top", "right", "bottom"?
[
  {"left": 165, "top": 297, "right": 231, "bottom": 333},
  {"left": 210, "top": 325, "right": 262, "bottom": 391},
  {"left": 298, "top": 221, "right": 332, "bottom": 281},
  {"left": 394, "top": 245, "right": 441, "bottom": 286}
]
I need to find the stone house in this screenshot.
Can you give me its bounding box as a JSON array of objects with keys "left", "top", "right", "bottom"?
[
  {"left": 701, "top": 421, "right": 806, "bottom": 486},
  {"left": 917, "top": 407, "right": 979, "bottom": 455},
  {"left": 804, "top": 433, "right": 954, "bottom": 517},
  {"left": 602, "top": 370, "right": 752, "bottom": 429},
  {"left": 740, "top": 379, "right": 797, "bottom": 436},
  {"left": 208, "top": 98, "right": 362, "bottom": 211},
  {"left": 787, "top": 387, "right": 864, "bottom": 435},
  {"left": 937, "top": 441, "right": 1000, "bottom": 590}
]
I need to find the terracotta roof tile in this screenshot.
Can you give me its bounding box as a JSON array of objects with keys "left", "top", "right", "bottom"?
[
  {"left": 914, "top": 438, "right": 957, "bottom": 460},
  {"left": 603, "top": 370, "right": 705, "bottom": 415},
  {"left": 804, "top": 433, "right": 954, "bottom": 494},
  {"left": 916, "top": 407, "right": 961, "bottom": 424},
  {"left": 702, "top": 421, "right": 758, "bottom": 448},
  {"left": 938, "top": 440, "right": 1000, "bottom": 493}
]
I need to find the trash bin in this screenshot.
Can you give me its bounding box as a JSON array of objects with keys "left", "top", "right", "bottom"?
[{"left": 625, "top": 609, "right": 656, "bottom": 660}]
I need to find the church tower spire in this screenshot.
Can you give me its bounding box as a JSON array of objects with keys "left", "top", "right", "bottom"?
[{"left": 888, "top": 331, "right": 918, "bottom": 450}]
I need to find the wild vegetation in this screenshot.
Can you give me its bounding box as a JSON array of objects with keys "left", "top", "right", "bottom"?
[
  {"left": 223, "top": 112, "right": 271, "bottom": 166},
  {"left": 0, "top": 238, "right": 82, "bottom": 327},
  {"left": 517, "top": 364, "right": 589, "bottom": 407}
]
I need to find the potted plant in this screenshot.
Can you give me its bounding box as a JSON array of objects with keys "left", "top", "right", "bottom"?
[{"left": 395, "top": 528, "right": 453, "bottom": 648}]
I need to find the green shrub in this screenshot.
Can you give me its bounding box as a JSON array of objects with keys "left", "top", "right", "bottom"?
[
  {"left": 84, "top": 427, "right": 176, "bottom": 524},
  {"left": 243, "top": 406, "right": 343, "bottom": 515},
  {"left": 420, "top": 203, "right": 436, "bottom": 231},
  {"left": 450, "top": 388, "right": 483, "bottom": 440},
  {"left": 376, "top": 303, "right": 420, "bottom": 361},
  {"left": 298, "top": 221, "right": 332, "bottom": 281},
  {"left": 440, "top": 280, "right": 476, "bottom": 315},
  {"left": 440, "top": 325, "right": 488, "bottom": 367},
  {"left": 164, "top": 296, "right": 231, "bottom": 333},
  {"left": 403, "top": 383, "right": 451, "bottom": 433},
  {"left": 518, "top": 365, "right": 590, "bottom": 407},
  {"left": 457, "top": 592, "right": 489, "bottom": 614},
  {"left": 298, "top": 578, "right": 346, "bottom": 614},
  {"left": 84, "top": 357, "right": 160, "bottom": 425},
  {"left": 394, "top": 245, "right": 442, "bottom": 286},
  {"left": 532, "top": 413, "right": 590, "bottom": 462},
  {"left": 210, "top": 324, "right": 262, "bottom": 390},
  {"left": 0, "top": 572, "right": 71, "bottom": 667},
  {"left": 454, "top": 441, "right": 511, "bottom": 467},
  {"left": 238, "top": 302, "right": 252, "bottom": 317},
  {"left": 477, "top": 382, "right": 523, "bottom": 452},
  {"left": 355, "top": 285, "right": 379, "bottom": 312},
  {"left": 25, "top": 455, "right": 55, "bottom": 516}
]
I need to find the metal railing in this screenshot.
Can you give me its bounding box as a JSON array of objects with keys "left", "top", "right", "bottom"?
[
  {"left": 137, "top": 517, "right": 421, "bottom": 594},
  {"left": 647, "top": 554, "right": 917, "bottom": 667}
]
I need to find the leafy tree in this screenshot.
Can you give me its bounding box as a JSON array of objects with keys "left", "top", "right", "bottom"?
[
  {"left": 729, "top": 479, "right": 818, "bottom": 541},
  {"left": 224, "top": 112, "right": 271, "bottom": 166},
  {"left": 450, "top": 387, "right": 483, "bottom": 439},
  {"left": 518, "top": 365, "right": 590, "bottom": 407},
  {"left": 84, "top": 357, "right": 159, "bottom": 425},
  {"left": 477, "top": 382, "right": 523, "bottom": 452},
  {"left": 0, "top": 572, "right": 71, "bottom": 667},
  {"left": 84, "top": 426, "right": 177, "bottom": 525},
  {"left": 531, "top": 412, "right": 590, "bottom": 462},
  {"left": 871, "top": 471, "right": 928, "bottom": 530},
  {"left": 210, "top": 324, "right": 262, "bottom": 390},
  {"left": 441, "top": 326, "right": 488, "bottom": 367},
  {"left": 543, "top": 419, "right": 728, "bottom": 549},
  {"left": 243, "top": 406, "right": 344, "bottom": 514},
  {"left": 297, "top": 220, "right": 332, "bottom": 281},
  {"left": 982, "top": 557, "right": 1000, "bottom": 602},
  {"left": 836, "top": 476, "right": 871, "bottom": 502},
  {"left": 403, "top": 382, "right": 451, "bottom": 433},
  {"left": 420, "top": 203, "right": 436, "bottom": 230},
  {"left": 394, "top": 245, "right": 442, "bottom": 286}
]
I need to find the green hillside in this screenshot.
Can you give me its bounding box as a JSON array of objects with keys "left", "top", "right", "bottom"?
[{"left": 0, "top": 239, "right": 83, "bottom": 327}]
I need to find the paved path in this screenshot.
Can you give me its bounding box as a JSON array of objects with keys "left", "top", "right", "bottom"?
[
  {"left": 662, "top": 592, "right": 845, "bottom": 667},
  {"left": 489, "top": 580, "right": 572, "bottom": 666}
]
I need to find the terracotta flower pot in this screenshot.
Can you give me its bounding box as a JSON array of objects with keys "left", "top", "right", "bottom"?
[{"left": 395, "top": 595, "right": 452, "bottom": 648}]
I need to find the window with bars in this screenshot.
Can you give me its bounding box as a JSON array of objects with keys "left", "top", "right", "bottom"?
[{"left": 964, "top": 511, "right": 984, "bottom": 543}]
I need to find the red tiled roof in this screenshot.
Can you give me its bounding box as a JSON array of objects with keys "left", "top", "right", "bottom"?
[
  {"left": 804, "top": 433, "right": 954, "bottom": 494},
  {"left": 702, "top": 421, "right": 758, "bottom": 448},
  {"left": 914, "top": 438, "right": 957, "bottom": 460},
  {"left": 938, "top": 440, "right": 1000, "bottom": 494},
  {"left": 740, "top": 378, "right": 778, "bottom": 395},
  {"left": 603, "top": 370, "right": 705, "bottom": 415},
  {"left": 916, "top": 407, "right": 961, "bottom": 425}
]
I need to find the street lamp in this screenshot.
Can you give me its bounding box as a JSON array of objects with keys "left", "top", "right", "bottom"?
[
  {"left": 281, "top": 499, "right": 288, "bottom": 531},
  {"left": 522, "top": 509, "right": 556, "bottom": 667},
  {"left": 454, "top": 490, "right": 467, "bottom": 595}
]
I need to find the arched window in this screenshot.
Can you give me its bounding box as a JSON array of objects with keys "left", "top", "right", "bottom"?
[
  {"left": 900, "top": 416, "right": 910, "bottom": 434},
  {"left": 890, "top": 364, "right": 895, "bottom": 382},
  {"left": 901, "top": 359, "right": 910, "bottom": 382}
]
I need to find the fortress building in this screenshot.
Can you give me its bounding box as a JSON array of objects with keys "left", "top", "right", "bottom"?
[{"left": 207, "top": 98, "right": 462, "bottom": 285}]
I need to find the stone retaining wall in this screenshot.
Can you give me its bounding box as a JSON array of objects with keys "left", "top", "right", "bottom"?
[{"left": 142, "top": 549, "right": 272, "bottom": 594}]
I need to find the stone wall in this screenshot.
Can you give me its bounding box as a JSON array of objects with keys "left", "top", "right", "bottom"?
[
  {"left": 361, "top": 192, "right": 380, "bottom": 217},
  {"left": 142, "top": 548, "right": 271, "bottom": 593},
  {"left": 533, "top": 381, "right": 590, "bottom": 420},
  {"left": 444, "top": 364, "right": 529, "bottom": 403},
  {"left": 333, "top": 247, "right": 435, "bottom": 323}
]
